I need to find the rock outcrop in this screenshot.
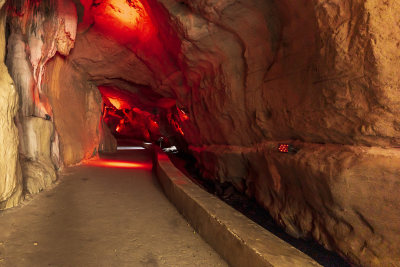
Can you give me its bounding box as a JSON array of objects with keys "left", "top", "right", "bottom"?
[
  {"left": 19, "top": 117, "right": 57, "bottom": 194},
  {"left": 3, "top": 0, "right": 116, "bottom": 205},
  {"left": 43, "top": 0, "right": 399, "bottom": 265},
  {"left": 5, "top": 0, "right": 74, "bottom": 195},
  {"left": 158, "top": 1, "right": 400, "bottom": 266},
  {"left": 73, "top": 0, "right": 399, "bottom": 265},
  {"left": 0, "top": 3, "right": 23, "bottom": 209},
  {"left": 43, "top": 54, "right": 107, "bottom": 165}
]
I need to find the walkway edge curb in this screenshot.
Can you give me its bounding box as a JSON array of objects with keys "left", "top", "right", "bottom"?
[{"left": 154, "top": 152, "right": 322, "bottom": 267}]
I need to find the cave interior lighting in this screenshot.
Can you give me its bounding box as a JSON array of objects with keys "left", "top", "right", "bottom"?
[
  {"left": 278, "top": 144, "right": 299, "bottom": 154},
  {"left": 86, "top": 159, "right": 151, "bottom": 169}
]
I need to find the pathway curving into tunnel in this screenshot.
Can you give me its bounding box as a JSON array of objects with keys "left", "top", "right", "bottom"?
[{"left": 0, "top": 148, "right": 227, "bottom": 266}]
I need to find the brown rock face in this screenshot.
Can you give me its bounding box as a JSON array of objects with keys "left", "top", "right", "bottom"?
[
  {"left": 0, "top": 4, "right": 22, "bottom": 209},
  {"left": 76, "top": 0, "right": 397, "bottom": 265},
  {"left": 160, "top": 1, "right": 400, "bottom": 266},
  {"left": 43, "top": 54, "right": 106, "bottom": 165},
  {"left": 5, "top": 0, "right": 70, "bottom": 196},
  {"left": 19, "top": 117, "right": 57, "bottom": 194},
  {"left": 2, "top": 0, "right": 116, "bottom": 205}
]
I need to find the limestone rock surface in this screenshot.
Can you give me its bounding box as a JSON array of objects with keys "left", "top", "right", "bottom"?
[
  {"left": 54, "top": 1, "right": 400, "bottom": 265},
  {"left": 70, "top": 0, "right": 399, "bottom": 266},
  {"left": 1, "top": 0, "right": 104, "bottom": 207},
  {"left": 160, "top": 1, "right": 400, "bottom": 266},
  {"left": 19, "top": 117, "right": 57, "bottom": 194},
  {"left": 99, "top": 120, "right": 117, "bottom": 153},
  {"left": 0, "top": 5, "right": 22, "bottom": 209},
  {"left": 44, "top": 54, "right": 106, "bottom": 165}
]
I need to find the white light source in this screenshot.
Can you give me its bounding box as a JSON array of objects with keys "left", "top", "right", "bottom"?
[
  {"left": 117, "top": 146, "right": 146, "bottom": 150},
  {"left": 162, "top": 146, "right": 178, "bottom": 153}
]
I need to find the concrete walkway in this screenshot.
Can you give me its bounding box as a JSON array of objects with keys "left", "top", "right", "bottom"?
[{"left": 0, "top": 150, "right": 227, "bottom": 267}]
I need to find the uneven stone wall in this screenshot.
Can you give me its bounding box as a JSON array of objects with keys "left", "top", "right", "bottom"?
[
  {"left": 0, "top": 4, "right": 23, "bottom": 209},
  {"left": 43, "top": 54, "right": 111, "bottom": 165},
  {"left": 64, "top": 1, "right": 399, "bottom": 265},
  {"left": 141, "top": 1, "right": 400, "bottom": 266},
  {"left": 1, "top": 0, "right": 116, "bottom": 207},
  {"left": 5, "top": 0, "right": 77, "bottom": 196}
]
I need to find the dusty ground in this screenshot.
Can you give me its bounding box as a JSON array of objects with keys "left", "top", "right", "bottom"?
[{"left": 0, "top": 149, "right": 227, "bottom": 267}]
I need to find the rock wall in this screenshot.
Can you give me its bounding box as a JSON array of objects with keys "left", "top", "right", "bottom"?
[
  {"left": 19, "top": 117, "right": 57, "bottom": 194},
  {"left": 62, "top": 1, "right": 399, "bottom": 265},
  {"left": 43, "top": 54, "right": 111, "bottom": 165},
  {"left": 5, "top": 0, "right": 75, "bottom": 196},
  {"left": 1, "top": 0, "right": 116, "bottom": 208},
  {"left": 0, "top": 4, "right": 23, "bottom": 209},
  {"left": 107, "top": 0, "right": 398, "bottom": 266}
]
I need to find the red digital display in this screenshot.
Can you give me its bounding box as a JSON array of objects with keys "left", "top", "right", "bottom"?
[{"left": 278, "top": 144, "right": 290, "bottom": 153}]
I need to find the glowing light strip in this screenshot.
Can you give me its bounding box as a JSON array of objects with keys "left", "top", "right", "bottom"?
[
  {"left": 117, "top": 146, "right": 146, "bottom": 150},
  {"left": 86, "top": 159, "right": 152, "bottom": 169}
]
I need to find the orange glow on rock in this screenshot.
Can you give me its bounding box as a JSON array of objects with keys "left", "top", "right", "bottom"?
[
  {"left": 158, "top": 153, "right": 169, "bottom": 161},
  {"left": 178, "top": 108, "right": 189, "bottom": 121},
  {"left": 105, "top": 0, "right": 144, "bottom": 27},
  {"left": 108, "top": 98, "right": 123, "bottom": 109},
  {"left": 86, "top": 159, "right": 152, "bottom": 169},
  {"left": 91, "top": 0, "right": 155, "bottom": 42}
]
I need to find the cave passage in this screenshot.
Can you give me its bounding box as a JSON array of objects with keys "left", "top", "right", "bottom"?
[
  {"left": 99, "top": 86, "right": 162, "bottom": 143},
  {"left": 97, "top": 83, "right": 189, "bottom": 153},
  {"left": 1, "top": 0, "right": 399, "bottom": 266},
  {"left": 0, "top": 149, "right": 227, "bottom": 266}
]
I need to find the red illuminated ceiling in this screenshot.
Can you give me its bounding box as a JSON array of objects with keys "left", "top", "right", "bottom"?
[
  {"left": 99, "top": 85, "right": 163, "bottom": 142},
  {"left": 97, "top": 0, "right": 145, "bottom": 27},
  {"left": 98, "top": 86, "right": 140, "bottom": 110},
  {"left": 85, "top": 0, "right": 155, "bottom": 42},
  {"left": 108, "top": 98, "right": 123, "bottom": 109}
]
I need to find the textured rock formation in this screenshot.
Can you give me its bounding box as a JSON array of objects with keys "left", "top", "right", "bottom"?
[
  {"left": 99, "top": 119, "right": 117, "bottom": 152},
  {"left": 0, "top": 4, "right": 23, "bottom": 209},
  {"left": 44, "top": 54, "right": 111, "bottom": 164},
  {"left": 5, "top": 0, "right": 72, "bottom": 195},
  {"left": 70, "top": 0, "right": 400, "bottom": 265},
  {"left": 43, "top": 0, "right": 398, "bottom": 265},
  {"left": 2, "top": 0, "right": 116, "bottom": 206},
  {"left": 0, "top": 0, "right": 399, "bottom": 266},
  {"left": 19, "top": 117, "right": 57, "bottom": 194},
  {"left": 158, "top": 1, "right": 400, "bottom": 266}
]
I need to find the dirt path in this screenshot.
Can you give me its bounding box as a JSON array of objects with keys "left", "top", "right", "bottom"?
[{"left": 0, "top": 150, "right": 227, "bottom": 267}]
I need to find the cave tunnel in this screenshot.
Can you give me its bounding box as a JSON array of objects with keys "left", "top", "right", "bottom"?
[{"left": 0, "top": 0, "right": 399, "bottom": 266}]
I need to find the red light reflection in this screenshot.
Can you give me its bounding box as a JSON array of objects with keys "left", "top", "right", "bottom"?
[
  {"left": 108, "top": 98, "right": 124, "bottom": 109},
  {"left": 90, "top": 0, "right": 155, "bottom": 42},
  {"left": 178, "top": 108, "right": 189, "bottom": 121},
  {"left": 86, "top": 159, "right": 152, "bottom": 169},
  {"left": 158, "top": 153, "right": 169, "bottom": 161},
  {"left": 106, "top": 0, "right": 144, "bottom": 27}
]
